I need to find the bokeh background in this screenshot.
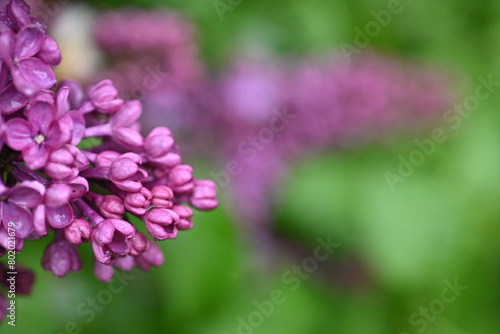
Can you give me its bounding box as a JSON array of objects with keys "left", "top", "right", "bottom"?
[{"left": 5, "top": 0, "right": 500, "bottom": 333}]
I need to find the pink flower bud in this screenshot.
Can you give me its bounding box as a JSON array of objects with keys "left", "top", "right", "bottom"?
[
  {"left": 124, "top": 187, "right": 152, "bottom": 215},
  {"left": 190, "top": 180, "right": 218, "bottom": 210},
  {"left": 87, "top": 79, "right": 123, "bottom": 113},
  {"left": 172, "top": 205, "right": 194, "bottom": 230},
  {"left": 100, "top": 195, "right": 125, "bottom": 219},
  {"left": 167, "top": 164, "right": 194, "bottom": 193},
  {"left": 64, "top": 218, "right": 92, "bottom": 245},
  {"left": 150, "top": 185, "right": 173, "bottom": 208}
]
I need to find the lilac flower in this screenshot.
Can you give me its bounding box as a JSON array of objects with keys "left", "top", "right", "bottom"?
[
  {"left": 190, "top": 180, "right": 218, "bottom": 211},
  {"left": 0, "top": 24, "right": 56, "bottom": 95},
  {"left": 136, "top": 242, "right": 164, "bottom": 271},
  {"left": 167, "top": 164, "right": 194, "bottom": 193},
  {"left": 5, "top": 101, "right": 66, "bottom": 170},
  {"left": 144, "top": 208, "right": 179, "bottom": 241},
  {"left": 91, "top": 218, "right": 135, "bottom": 264}
]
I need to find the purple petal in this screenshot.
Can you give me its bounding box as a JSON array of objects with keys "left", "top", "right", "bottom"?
[
  {"left": 6, "top": 0, "right": 30, "bottom": 29},
  {"left": 0, "top": 30, "right": 14, "bottom": 68},
  {"left": 112, "top": 127, "right": 144, "bottom": 149},
  {"left": 92, "top": 242, "right": 112, "bottom": 264},
  {"left": 4, "top": 118, "right": 34, "bottom": 150},
  {"left": 92, "top": 220, "right": 115, "bottom": 244},
  {"left": 22, "top": 143, "right": 49, "bottom": 170},
  {"left": 2, "top": 202, "right": 34, "bottom": 238},
  {"left": 8, "top": 183, "right": 43, "bottom": 208},
  {"left": 0, "top": 83, "right": 28, "bottom": 114},
  {"left": 44, "top": 121, "right": 65, "bottom": 149},
  {"left": 33, "top": 204, "right": 46, "bottom": 237},
  {"left": 12, "top": 58, "right": 56, "bottom": 95},
  {"left": 111, "top": 100, "right": 142, "bottom": 127},
  {"left": 67, "top": 111, "right": 85, "bottom": 145},
  {"left": 110, "top": 219, "right": 135, "bottom": 238},
  {"left": 45, "top": 203, "right": 73, "bottom": 228},
  {"left": 15, "top": 25, "right": 43, "bottom": 59},
  {"left": 27, "top": 101, "right": 55, "bottom": 133},
  {"left": 45, "top": 183, "right": 71, "bottom": 208},
  {"left": 107, "top": 240, "right": 129, "bottom": 255},
  {"left": 67, "top": 177, "right": 88, "bottom": 202},
  {"left": 94, "top": 260, "right": 114, "bottom": 281}
]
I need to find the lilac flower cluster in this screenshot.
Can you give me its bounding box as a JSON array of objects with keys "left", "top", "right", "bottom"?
[
  {"left": 0, "top": 0, "right": 217, "bottom": 319},
  {"left": 92, "top": 9, "right": 453, "bottom": 256},
  {"left": 93, "top": 9, "right": 203, "bottom": 92}
]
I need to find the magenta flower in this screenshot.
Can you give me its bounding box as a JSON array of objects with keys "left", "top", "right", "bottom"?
[
  {"left": 167, "top": 164, "right": 194, "bottom": 193},
  {"left": 91, "top": 218, "right": 136, "bottom": 264},
  {"left": 86, "top": 79, "right": 123, "bottom": 114},
  {"left": 0, "top": 25, "right": 56, "bottom": 95},
  {"left": 5, "top": 101, "right": 65, "bottom": 170},
  {"left": 144, "top": 208, "right": 179, "bottom": 241},
  {"left": 190, "top": 180, "right": 218, "bottom": 210},
  {"left": 124, "top": 187, "right": 152, "bottom": 215}
]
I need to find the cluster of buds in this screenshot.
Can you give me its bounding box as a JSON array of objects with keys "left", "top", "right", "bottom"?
[{"left": 0, "top": 0, "right": 218, "bottom": 317}]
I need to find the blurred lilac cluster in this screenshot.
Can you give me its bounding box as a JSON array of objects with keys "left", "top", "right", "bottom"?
[
  {"left": 0, "top": 0, "right": 217, "bottom": 320},
  {"left": 93, "top": 9, "right": 453, "bottom": 247}
]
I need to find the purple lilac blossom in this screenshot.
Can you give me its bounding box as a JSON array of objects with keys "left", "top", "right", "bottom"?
[{"left": 0, "top": 0, "right": 219, "bottom": 313}]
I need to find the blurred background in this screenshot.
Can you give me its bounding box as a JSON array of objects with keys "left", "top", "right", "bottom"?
[{"left": 7, "top": 0, "right": 500, "bottom": 333}]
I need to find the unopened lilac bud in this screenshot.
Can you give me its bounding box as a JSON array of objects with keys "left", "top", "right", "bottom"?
[
  {"left": 190, "top": 180, "right": 218, "bottom": 210},
  {"left": 113, "top": 255, "right": 135, "bottom": 271},
  {"left": 87, "top": 79, "right": 123, "bottom": 113},
  {"left": 109, "top": 153, "right": 147, "bottom": 192},
  {"left": 42, "top": 239, "right": 82, "bottom": 277},
  {"left": 45, "top": 146, "right": 79, "bottom": 180},
  {"left": 100, "top": 195, "right": 125, "bottom": 219},
  {"left": 129, "top": 232, "right": 150, "bottom": 256},
  {"left": 37, "top": 35, "right": 61, "bottom": 66},
  {"left": 172, "top": 205, "right": 194, "bottom": 230},
  {"left": 68, "top": 176, "right": 89, "bottom": 202},
  {"left": 144, "top": 127, "right": 180, "bottom": 168},
  {"left": 167, "top": 164, "right": 194, "bottom": 193},
  {"left": 150, "top": 185, "right": 174, "bottom": 208},
  {"left": 95, "top": 150, "right": 120, "bottom": 168},
  {"left": 64, "top": 218, "right": 92, "bottom": 245},
  {"left": 94, "top": 260, "right": 114, "bottom": 283},
  {"left": 91, "top": 219, "right": 135, "bottom": 264},
  {"left": 144, "top": 127, "right": 174, "bottom": 158},
  {"left": 124, "top": 187, "right": 152, "bottom": 215},
  {"left": 144, "top": 208, "right": 179, "bottom": 240},
  {"left": 136, "top": 243, "right": 164, "bottom": 271}
]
